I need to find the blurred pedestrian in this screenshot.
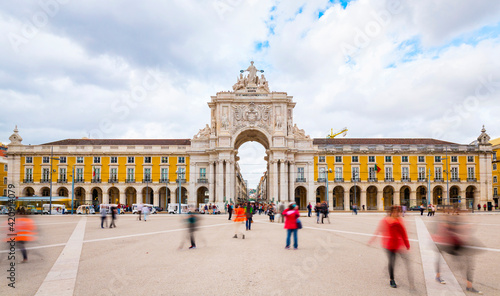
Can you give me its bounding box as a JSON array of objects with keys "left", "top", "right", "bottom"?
[
  {"left": 245, "top": 203, "right": 253, "bottom": 231},
  {"left": 233, "top": 204, "right": 246, "bottom": 239},
  {"left": 433, "top": 213, "right": 483, "bottom": 293},
  {"left": 368, "top": 206, "right": 411, "bottom": 289},
  {"left": 278, "top": 202, "right": 285, "bottom": 223},
  {"left": 315, "top": 202, "right": 321, "bottom": 223},
  {"left": 227, "top": 203, "right": 233, "bottom": 220},
  {"left": 137, "top": 203, "right": 143, "bottom": 221},
  {"left": 353, "top": 204, "right": 358, "bottom": 215},
  {"left": 420, "top": 203, "right": 425, "bottom": 216},
  {"left": 5, "top": 215, "right": 37, "bottom": 262},
  {"left": 401, "top": 205, "right": 406, "bottom": 217},
  {"left": 307, "top": 202, "right": 312, "bottom": 217},
  {"left": 110, "top": 206, "right": 117, "bottom": 228},
  {"left": 321, "top": 201, "right": 330, "bottom": 224},
  {"left": 143, "top": 205, "right": 150, "bottom": 222},
  {"left": 179, "top": 206, "right": 199, "bottom": 249},
  {"left": 268, "top": 204, "right": 275, "bottom": 222},
  {"left": 100, "top": 206, "right": 108, "bottom": 228},
  {"left": 483, "top": 203, "right": 486, "bottom": 211},
  {"left": 283, "top": 202, "right": 300, "bottom": 249}
]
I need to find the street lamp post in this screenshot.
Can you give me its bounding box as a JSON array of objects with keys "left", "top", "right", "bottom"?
[
  {"left": 71, "top": 165, "right": 75, "bottom": 215},
  {"left": 177, "top": 169, "right": 182, "bottom": 214},
  {"left": 49, "top": 146, "right": 60, "bottom": 215},
  {"left": 353, "top": 171, "right": 358, "bottom": 210}
]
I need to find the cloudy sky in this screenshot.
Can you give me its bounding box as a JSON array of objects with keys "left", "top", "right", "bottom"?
[{"left": 1, "top": 0, "right": 499, "bottom": 188}]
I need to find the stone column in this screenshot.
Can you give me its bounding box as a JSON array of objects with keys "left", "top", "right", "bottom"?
[
  {"left": 410, "top": 190, "right": 416, "bottom": 207},
  {"left": 208, "top": 161, "right": 215, "bottom": 202},
  {"left": 377, "top": 189, "right": 384, "bottom": 211},
  {"left": 153, "top": 190, "right": 159, "bottom": 207},
  {"left": 136, "top": 186, "right": 143, "bottom": 204},
  {"left": 102, "top": 192, "right": 109, "bottom": 204},
  {"left": 188, "top": 162, "right": 196, "bottom": 205},
  {"left": 119, "top": 189, "right": 126, "bottom": 205},
  {"left": 216, "top": 160, "right": 224, "bottom": 203},
  {"left": 271, "top": 160, "right": 278, "bottom": 203},
  {"left": 394, "top": 190, "right": 400, "bottom": 205},
  {"left": 86, "top": 191, "right": 93, "bottom": 204},
  {"left": 307, "top": 161, "right": 315, "bottom": 204},
  {"left": 343, "top": 189, "right": 349, "bottom": 211},
  {"left": 280, "top": 160, "right": 288, "bottom": 202},
  {"left": 224, "top": 160, "right": 230, "bottom": 203},
  {"left": 360, "top": 190, "right": 367, "bottom": 210},
  {"left": 289, "top": 161, "right": 295, "bottom": 204},
  {"left": 228, "top": 159, "right": 235, "bottom": 203}
]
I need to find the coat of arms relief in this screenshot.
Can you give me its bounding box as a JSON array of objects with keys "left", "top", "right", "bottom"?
[{"left": 231, "top": 102, "right": 273, "bottom": 133}]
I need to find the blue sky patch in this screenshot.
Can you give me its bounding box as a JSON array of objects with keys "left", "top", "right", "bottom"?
[{"left": 255, "top": 41, "right": 270, "bottom": 52}]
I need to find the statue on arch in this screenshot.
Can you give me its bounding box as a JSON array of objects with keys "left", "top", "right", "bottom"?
[{"left": 241, "top": 61, "right": 263, "bottom": 85}]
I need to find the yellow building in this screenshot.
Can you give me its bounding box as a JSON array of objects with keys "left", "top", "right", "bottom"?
[
  {"left": 490, "top": 137, "right": 500, "bottom": 208},
  {"left": 0, "top": 143, "right": 7, "bottom": 197}
]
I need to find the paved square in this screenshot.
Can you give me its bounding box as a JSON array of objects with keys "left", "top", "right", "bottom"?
[{"left": 1, "top": 212, "right": 499, "bottom": 295}]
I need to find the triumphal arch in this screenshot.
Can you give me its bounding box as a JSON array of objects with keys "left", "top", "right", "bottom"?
[{"left": 190, "top": 61, "right": 315, "bottom": 204}]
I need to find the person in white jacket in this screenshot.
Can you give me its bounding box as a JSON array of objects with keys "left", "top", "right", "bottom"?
[{"left": 143, "top": 205, "right": 150, "bottom": 222}]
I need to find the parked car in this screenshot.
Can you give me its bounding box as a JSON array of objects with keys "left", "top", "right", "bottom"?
[{"left": 132, "top": 204, "right": 157, "bottom": 214}]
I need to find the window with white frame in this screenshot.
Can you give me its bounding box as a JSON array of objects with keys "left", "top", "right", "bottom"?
[
  {"left": 352, "top": 167, "right": 359, "bottom": 180},
  {"left": 76, "top": 157, "right": 84, "bottom": 164},
  {"left": 93, "top": 167, "right": 101, "bottom": 180},
  {"left": 26, "top": 156, "right": 33, "bottom": 164},
  {"left": 467, "top": 167, "right": 475, "bottom": 179},
  {"left": 59, "top": 156, "right": 66, "bottom": 164},
  {"left": 385, "top": 167, "right": 392, "bottom": 179},
  {"left": 178, "top": 156, "right": 185, "bottom": 164},
  {"left": 127, "top": 157, "right": 135, "bottom": 164},
  {"left": 42, "top": 168, "right": 50, "bottom": 181},
  {"left": 161, "top": 156, "right": 168, "bottom": 164},
  {"left": 318, "top": 156, "right": 325, "bottom": 163},
  {"left": 435, "top": 156, "right": 442, "bottom": 162},
  {"left": 385, "top": 156, "right": 392, "bottom": 163},
  {"left": 494, "top": 187, "right": 498, "bottom": 196},
  {"left": 110, "top": 156, "right": 118, "bottom": 164},
  {"left": 199, "top": 168, "right": 206, "bottom": 178},
  {"left": 25, "top": 168, "right": 33, "bottom": 180},
  {"left": 435, "top": 167, "right": 442, "bottom": 180},
  {"left": 493, "top": 153, "right": 497, "bottom": 161},
  {"left": 319, "top": 167, "right": 326, "bottom": 180},
  {"left": 94, "top": 157, "right": 101, "bottom": 164},
  {"left": 352, "top": 156, "right": 359, "bottom": 163},
  {"left": 4, "top": 164, "right": 7, "bottom": 172},
  {"left": 418, "top": 156, "right": 425, "bottom": 163},
  {"left": 76, "top": 168, "right": 83, "bottom": 181},
  {"left": 144, "top": 168, "right": 151, "bottom": 181},
  {"left": 335, "top": 156, "right": 342, "bottom": 163},
  {"left": 402, "top": 167, "right": 409, "bottom": 180},
  {"left": 368, "top": 167, "right": 376, "bottom": 179},
  {"left": 127, "top": 168, "right": 134, "bottom": 181},
  {"left": 494, "top": 176, "right": 497, "bottom": 183},
  {"left": 178, "top": 167, "right": 186, "bottom": 179},
  {"left": 493, "top": 163, "right": 497, "bottom": 170},
  {"left": 368, "top": 156, "right": 375, "bottom": 163},
  {"left": 110, "top": 168, "right": 118, "bottom": 180},
  {"left": 450, "top": 167, "right": 458, "bottom": 180},
  {"left": 144, "top": 157, "right": 152, "bottom": 164},
  {"left": 401, "top": 156, "right": 408, "bottom": 163},
  {"left": 298, "top": 167, "right": 305, "bottom": 179},
  {"left": 42, "top": 156, "right": 50, "bottom": 163},
  {"left": 451, "top": 156, "right": 458, "bottom": 163},
  {"left": 161, "top": 168, "right": 168, "bottom": 181},
  {"left": 418, "top": 167, "right": 426, "bottom": 180},
  {"left": 467, "top": 156, "right": 474, "bottom": 162},
  {"left": 59, "top": 168, "right": 66, "bottom": 181},
  {"left": 335, "top": 167, "right": 342, "bottom": 179}
]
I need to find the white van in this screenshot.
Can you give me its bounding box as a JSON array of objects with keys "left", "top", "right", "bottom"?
[
  {"left": 43, "top": 204, "right": 66, "bottom": 215},
  {"left": 168, "top": 204, "right": 189, "bottom": 214},
  {"left": 132, "top": 204, "right": 157, "bottom": 214},
  {"left": 77, "top": 205, "right": 96, "bottom": 214},
  {"left": 99, "top": 204, "right": 119, "bottom": 214},
  {"left": 198, "top": 203, "right": 224, "bottom": 214}
]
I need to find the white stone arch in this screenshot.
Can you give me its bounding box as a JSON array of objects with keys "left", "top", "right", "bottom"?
[{"left": 231, "top": 127, "right": 272, "bottom": 150}]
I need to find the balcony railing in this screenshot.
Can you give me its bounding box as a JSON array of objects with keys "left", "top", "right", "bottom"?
[
  {"left": 418, "top": 178, "right": 427, "bottom": 182},
  {"left": 23, "top": 178, "right": 33, "bottom": 183},
  {"left": 91, "top": 178, "right": 101, "bottom": 183},
  {"left": 125, "top": 179, "right": 135, "bottom": 183},
  {"left": 351, "top": 177, "right": 360, "bottom": 182},
  {"left": 40, "top": 179, "right": 50, "bottom": 183},
  {"left": 296, "top": 178, "right": 306, "bottom": 183},
  {"left": 57, "top": 179, "right": 67, "bottom": 183},
  {"left": 401, "top": 177, "right": 411, "bottom": 182},
  {"left": 467, "top": 177, "right": 477, "bottom": 182},
  {"left": 160, "top": 178, "right": 170, "bottom": 183},
  {"left": 108, "top": 178, "right": 118, "bottom": 183},
  {"left": 197, "top": 178, "right": 208, "bottom": 183},
  {"left": 75, "top": 179, "right": 85, "bottom": 183},
  {"left": 384, "top": 177, "right": 394, "bottom": 182},
  {"left": 142, "top": 178, "right": 152, "bottom": 183},
  {"left": 434, "top": 178, "right": 444, "bottom": 182},
  {"left": 334, "top": 178, "right": 344, "bottom": 182},
  {"left": 176, "top": 179, "right": 187, "bottom": 183},
  {"left": 317, "top": 178, "right": 326, "bottom": 182},
  {"left": 368, "top": 178, "right": 378, "bottom": 182},
  {"left": 450, "top": 178, "right": 461, "bottom": 182}
]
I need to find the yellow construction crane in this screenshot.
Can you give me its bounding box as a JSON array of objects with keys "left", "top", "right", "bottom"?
[{"left": 327, "top": 127, "right": 348, "bottom": 139}]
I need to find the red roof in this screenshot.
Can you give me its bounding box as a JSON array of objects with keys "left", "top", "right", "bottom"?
[
  {"left": 41, "top": 139, "right": 191, "bottom": 146},
  {"left": 313, "top": 138, "right": 458, "bottom": 145}
]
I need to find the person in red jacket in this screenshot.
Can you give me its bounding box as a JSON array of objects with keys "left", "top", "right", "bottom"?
[
  {"left": 283, "top": 202, "right": 300, "bottom": 249},
  {"left": 369, "top": 206, "right": 410, "bottom": 289}
]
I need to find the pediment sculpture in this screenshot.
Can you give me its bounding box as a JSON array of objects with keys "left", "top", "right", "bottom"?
[{"left": 193, "top": 124, "right": 211, "bottom": 140}]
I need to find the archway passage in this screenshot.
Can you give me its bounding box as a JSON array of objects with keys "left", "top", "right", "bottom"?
[
  {"left": 400, "top": 186, "right": 410, "bottom": 206},
  {"left": 350, "top": 186, "right": 361, "bottom": 210},
  {"left": 332, "top": 186, "right": 345, "bottom": 210},
  {"left": 175, "top": 187, "right": 188, "bottom": 204},
  {"left": 91, "top": 188, "right": 102, "bottom": 206},
  {"left": 450, "top": 186, "right": 460, "bottom": 205},
  {"left": 465, "top": 186, "right": 476, "bottom": 209},
  {"left": 159, "top": 187, "right": 170, "bottom": 210},
  {"left": 108, "top": 187, "right": 120, "bottom": 204},
  {"left": 197, "top": 187, "right": 209, "bottom": 207},
  {"left": 74, "top": 187, "right": 86, "bottom": 207},
  {"left": 41, "top": 187, "right": 50, "bottom": 197},
  {"left": 367, "top": 186, "right": 377, "bottom": 210},
  {"left": 316, "top": 186, "right": 325, "bottom": 203},
  {"left": 142, "top": 187, "right": 153, "bottom": 204},
  {"left": 58, "top": 187, "right": 69, "bottom": 197},
  {"left": 294, "top": 186, "right": 307, "bottom": 210},
  {"left": 416, "top": 186, "right": 427, "bottom": 206},
  {"left": 383, "top": 186, "right": 394, "bottom": 210},
  {"left": 125, "top": 187, "right": 137, "bottom": 206},
  {"left": 433, "top": 186, "right": 443, "bottom": 205},
  {"left": 23, "top": 187, "right": 35, "bottom": 197}
]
